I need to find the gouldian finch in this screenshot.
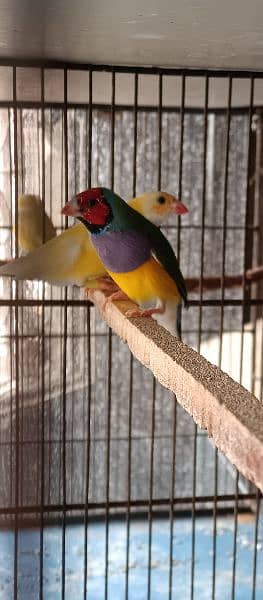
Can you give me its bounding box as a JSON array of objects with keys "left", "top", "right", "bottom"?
[
  {"left": 0, "top": 192, "right": 188, "bottom": 289},
  {"left": 17, "top": 194, "right": 56, "bottom": 253},
  {"left": 62, "top": 188, "right": 187, "bottom": 336}
]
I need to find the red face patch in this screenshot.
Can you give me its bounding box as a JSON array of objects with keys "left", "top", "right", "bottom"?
[{"left": 76, "top": 188, "right": 111, "bottom": 226}]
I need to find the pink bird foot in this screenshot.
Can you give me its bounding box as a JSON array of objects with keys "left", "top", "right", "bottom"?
[
  {"left": 125, "top": 306, "right": 165, "bottom": 318},
  {"left": 103, "top": 290, "right": 130, "bottom": 309}
]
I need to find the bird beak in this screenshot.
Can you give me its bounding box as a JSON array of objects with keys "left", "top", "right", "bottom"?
[
  {"left": 170, "top": 199, "right": 189, "bottom": 215},
  {"left": 61, "top": 196, "right": 79, "bottom": 217}
]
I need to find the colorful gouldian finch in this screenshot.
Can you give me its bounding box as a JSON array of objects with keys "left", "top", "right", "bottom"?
[
  {"left": 17, "top": 194, "right": 56, "bottom": 253},
  {"left": 0, "top": 192, "right": 188, "bottom": 289},
  {"left": 62, "top": 188, "right": 187, "bottom": 336}
]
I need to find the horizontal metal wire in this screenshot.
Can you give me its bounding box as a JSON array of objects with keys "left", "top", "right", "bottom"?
[
  {"left": 1, "top": 58, "right": 263, "bottom": 78},
  {"left": 0, "top": 99, "right": 262, "bottom": 114},
  {"left": 0, "top": 223, "right": 260, "bottom": 231},
  {"left": 0, "top": 493, "right": 259, "bottom": 516},
  {"left": 0, "top": 298, "right": 262, "bottom": 307}
]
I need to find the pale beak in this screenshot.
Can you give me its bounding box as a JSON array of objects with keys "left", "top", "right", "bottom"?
[
  {"left": 170, "top": 200, "right": 189, "bottom": 215},
  {"left": 61, "top": 196, "right": 79, "bottom": 216}
]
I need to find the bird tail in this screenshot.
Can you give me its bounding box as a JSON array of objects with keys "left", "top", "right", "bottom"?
[
  {"left": 0, "top": 254, "right": 47, "bottom": 281},
  {"left": 0, "top": 258, "right": 25, "bottom": 278},
  {"left": 155, "top": 300, "right": 182, "bottom": 338}
]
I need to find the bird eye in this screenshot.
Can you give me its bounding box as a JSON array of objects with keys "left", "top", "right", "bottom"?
[
  {"left": 157, "top": 196, "right": 166, "bottom": 205},
  {"left": 87, "top": 198, "right": 97, "bottom": 208}
]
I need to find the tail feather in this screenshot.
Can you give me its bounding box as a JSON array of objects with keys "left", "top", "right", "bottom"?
[{"left": 0, "top": 254, "right": 45, "bottom": 281}]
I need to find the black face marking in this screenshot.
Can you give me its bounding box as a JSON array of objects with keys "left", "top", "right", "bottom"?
[{"left": 157, "top": 196, "right": 166, "bottom": 205}]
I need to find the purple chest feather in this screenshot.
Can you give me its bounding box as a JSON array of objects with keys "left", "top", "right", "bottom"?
[{"left": 91, "top": 230, "right": 152, "bottom": 273}]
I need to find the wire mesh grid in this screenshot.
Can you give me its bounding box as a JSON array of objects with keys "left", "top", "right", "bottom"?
[{"left": 0, "top": 62, "right": 262, "bottom": 599}]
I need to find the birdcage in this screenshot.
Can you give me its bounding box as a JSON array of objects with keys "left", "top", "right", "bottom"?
[{"left": 0, "top": 60, "right": 262, "bottom": 599}]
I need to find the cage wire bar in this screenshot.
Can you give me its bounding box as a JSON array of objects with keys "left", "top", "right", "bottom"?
[{"left": 0, "top": 61, "right": 262, "bottom": 599}]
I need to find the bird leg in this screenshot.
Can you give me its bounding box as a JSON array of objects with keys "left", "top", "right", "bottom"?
[
  {"left": 103, "top": 289, "right": 130, "bottom": 309},
  {"left": 125, "top": 304, "right": 165, "bottom": 318}
]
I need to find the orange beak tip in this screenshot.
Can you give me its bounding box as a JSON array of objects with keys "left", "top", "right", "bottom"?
[{"left": 173, "top": 202, "right": 189, "bottom": 215}]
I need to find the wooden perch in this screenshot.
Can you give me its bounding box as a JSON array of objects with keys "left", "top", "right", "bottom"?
[{"left": 90, "top": 289, "right": 263, "bottom": 494}]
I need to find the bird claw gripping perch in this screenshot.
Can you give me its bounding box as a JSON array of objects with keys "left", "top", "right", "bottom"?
[
  {"left": 125, "top": 306, "right": 165, "bottom": 319},
  {"left": 102, "top": 290, "right": 130, "bottom": 310}
]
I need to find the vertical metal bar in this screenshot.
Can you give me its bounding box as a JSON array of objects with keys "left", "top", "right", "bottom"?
[
  {"left": 13, "top": 64, "right": 20, "bottom": 600},
  {"left": 73, "top": 107, "right": 77, "bottom": 194},
  {"left": 211, "top": 451, "right": 218, "bottom": 600},
  {"left": 245, "top": 127, "right": 257, "bottom": 393},
  {"left": 59, "top": 111, "right": 64, "bottom": 507},
  {"left": 197, "top": 75, "right": 209, "bottom": 351},
  {"left": 157, "top": 74, "right": 163, "bottom": 190},
  {"left": 125, "top": 72, "right": 138, "bottom": 600},
  {"left": 88, "top": 70, "right": 93, "bottom": 189},
  {"left": 70, "top": 108, "right": 77, "bottom": 505},
  {"left": 47, "top": 107, "right": 53, "bottom": 506},
  {"left": 105, "top": 69, "right": 115, "bottom": 600},
  {"left": 104, "top": 327, "right": 112, "bottom": 600},
  {"left": 239, "top": 77, "right": 255, "bottom": 385},
  {"left": 218, "top": 77, "right": 232, "bottom": 365},
  {"left": 18, "top": 107, "right": 24, "bottom": 508},
  {"left": 168, "top": 394, "right": 177, "bottom": 600},
  {"left": 251, "top": 491, "right": 261, "bottom": 600},
  {"left": 84, "top": 106, "right": 88, "bottom": 187},
  {"left": 190, "top": 431, "right": 197, "bottom": 600},
  {"left": 83, "top": 68, "right": 93, "bottom": 600},
  {"left": 36, "top": 107, "right": 41, "bottom": 505},
  {"left": 147, "top": 378, "right": 156, "bottom": 600},
  {"left": 132, "top": 73, "right": 138, "bottom": 198},
  {"left": 212, "top": 77, "right": 233, "bottom": 600},
  {"left": 125, "top": 352, "right": 134, "bottom": 600},
  {"left": 260, "top": 316, "right": 263, "bottom": 402},
  {"left": 147, "top": 74, "right": 162, "bottom": 600},
  {"left": 236, "top": 78, "right": 255, "bottom": 598},
  {"left": 250, "top": 113, "right": 262, "bottom": 398},
  {"left": 177, "top": 74, "right": 185, "bottom": 260},
  {"left": 254, "top": 112, "right": 263, "bottom": 402},
  {"left": 191, "top": 75, "right": 209, "bottom": 600},
  {"left": 168, "top": 74, "right": 184, "bottom": 600},
  {"left": 37, "top": 106, "right": 41, "bottom": 197},
  {"left": 39, "top": 66, "right": 46, "bottom": 600},
  {"left": 83, "top": 306, "right": 92, "bottom": 600},
  {"left": 19, "top": 109, "right": 24, "bottom": 192},
  {"left": 110, "top": 70, "right": 115, "bottom": 189},
  {"left": 8, "top": 107, "right": 14, "bottom": 506},
  {"left": 231, "top": 471, "right": 239, "bottom": 600},
  {"left": 61, "top": 67, "right": 69, "bottom": 600}
]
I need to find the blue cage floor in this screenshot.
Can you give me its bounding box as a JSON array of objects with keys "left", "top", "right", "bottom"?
[{"left": 0, "top": 514, "right": 262, "bottom": 599}]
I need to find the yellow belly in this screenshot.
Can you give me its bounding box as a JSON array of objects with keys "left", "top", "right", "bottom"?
[{"left": 108, "top": 257, "right": 180, "bottom": 305}]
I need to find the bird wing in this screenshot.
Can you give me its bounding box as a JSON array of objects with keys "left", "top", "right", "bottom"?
[
  {"left": 0, "top": 223, "right": 105, "bottom": 286},
  {"left": 43, "top": 211, "right": 57, "bottom": 242},
  {"left": 17, "top": 198, "right": 56, "bottom": 252},
  {"left": 30, "top": 206, "right": 56, "bottom": 246},
  {"left": 148, "top": 226, "right": 188, "bottom": 306}
]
